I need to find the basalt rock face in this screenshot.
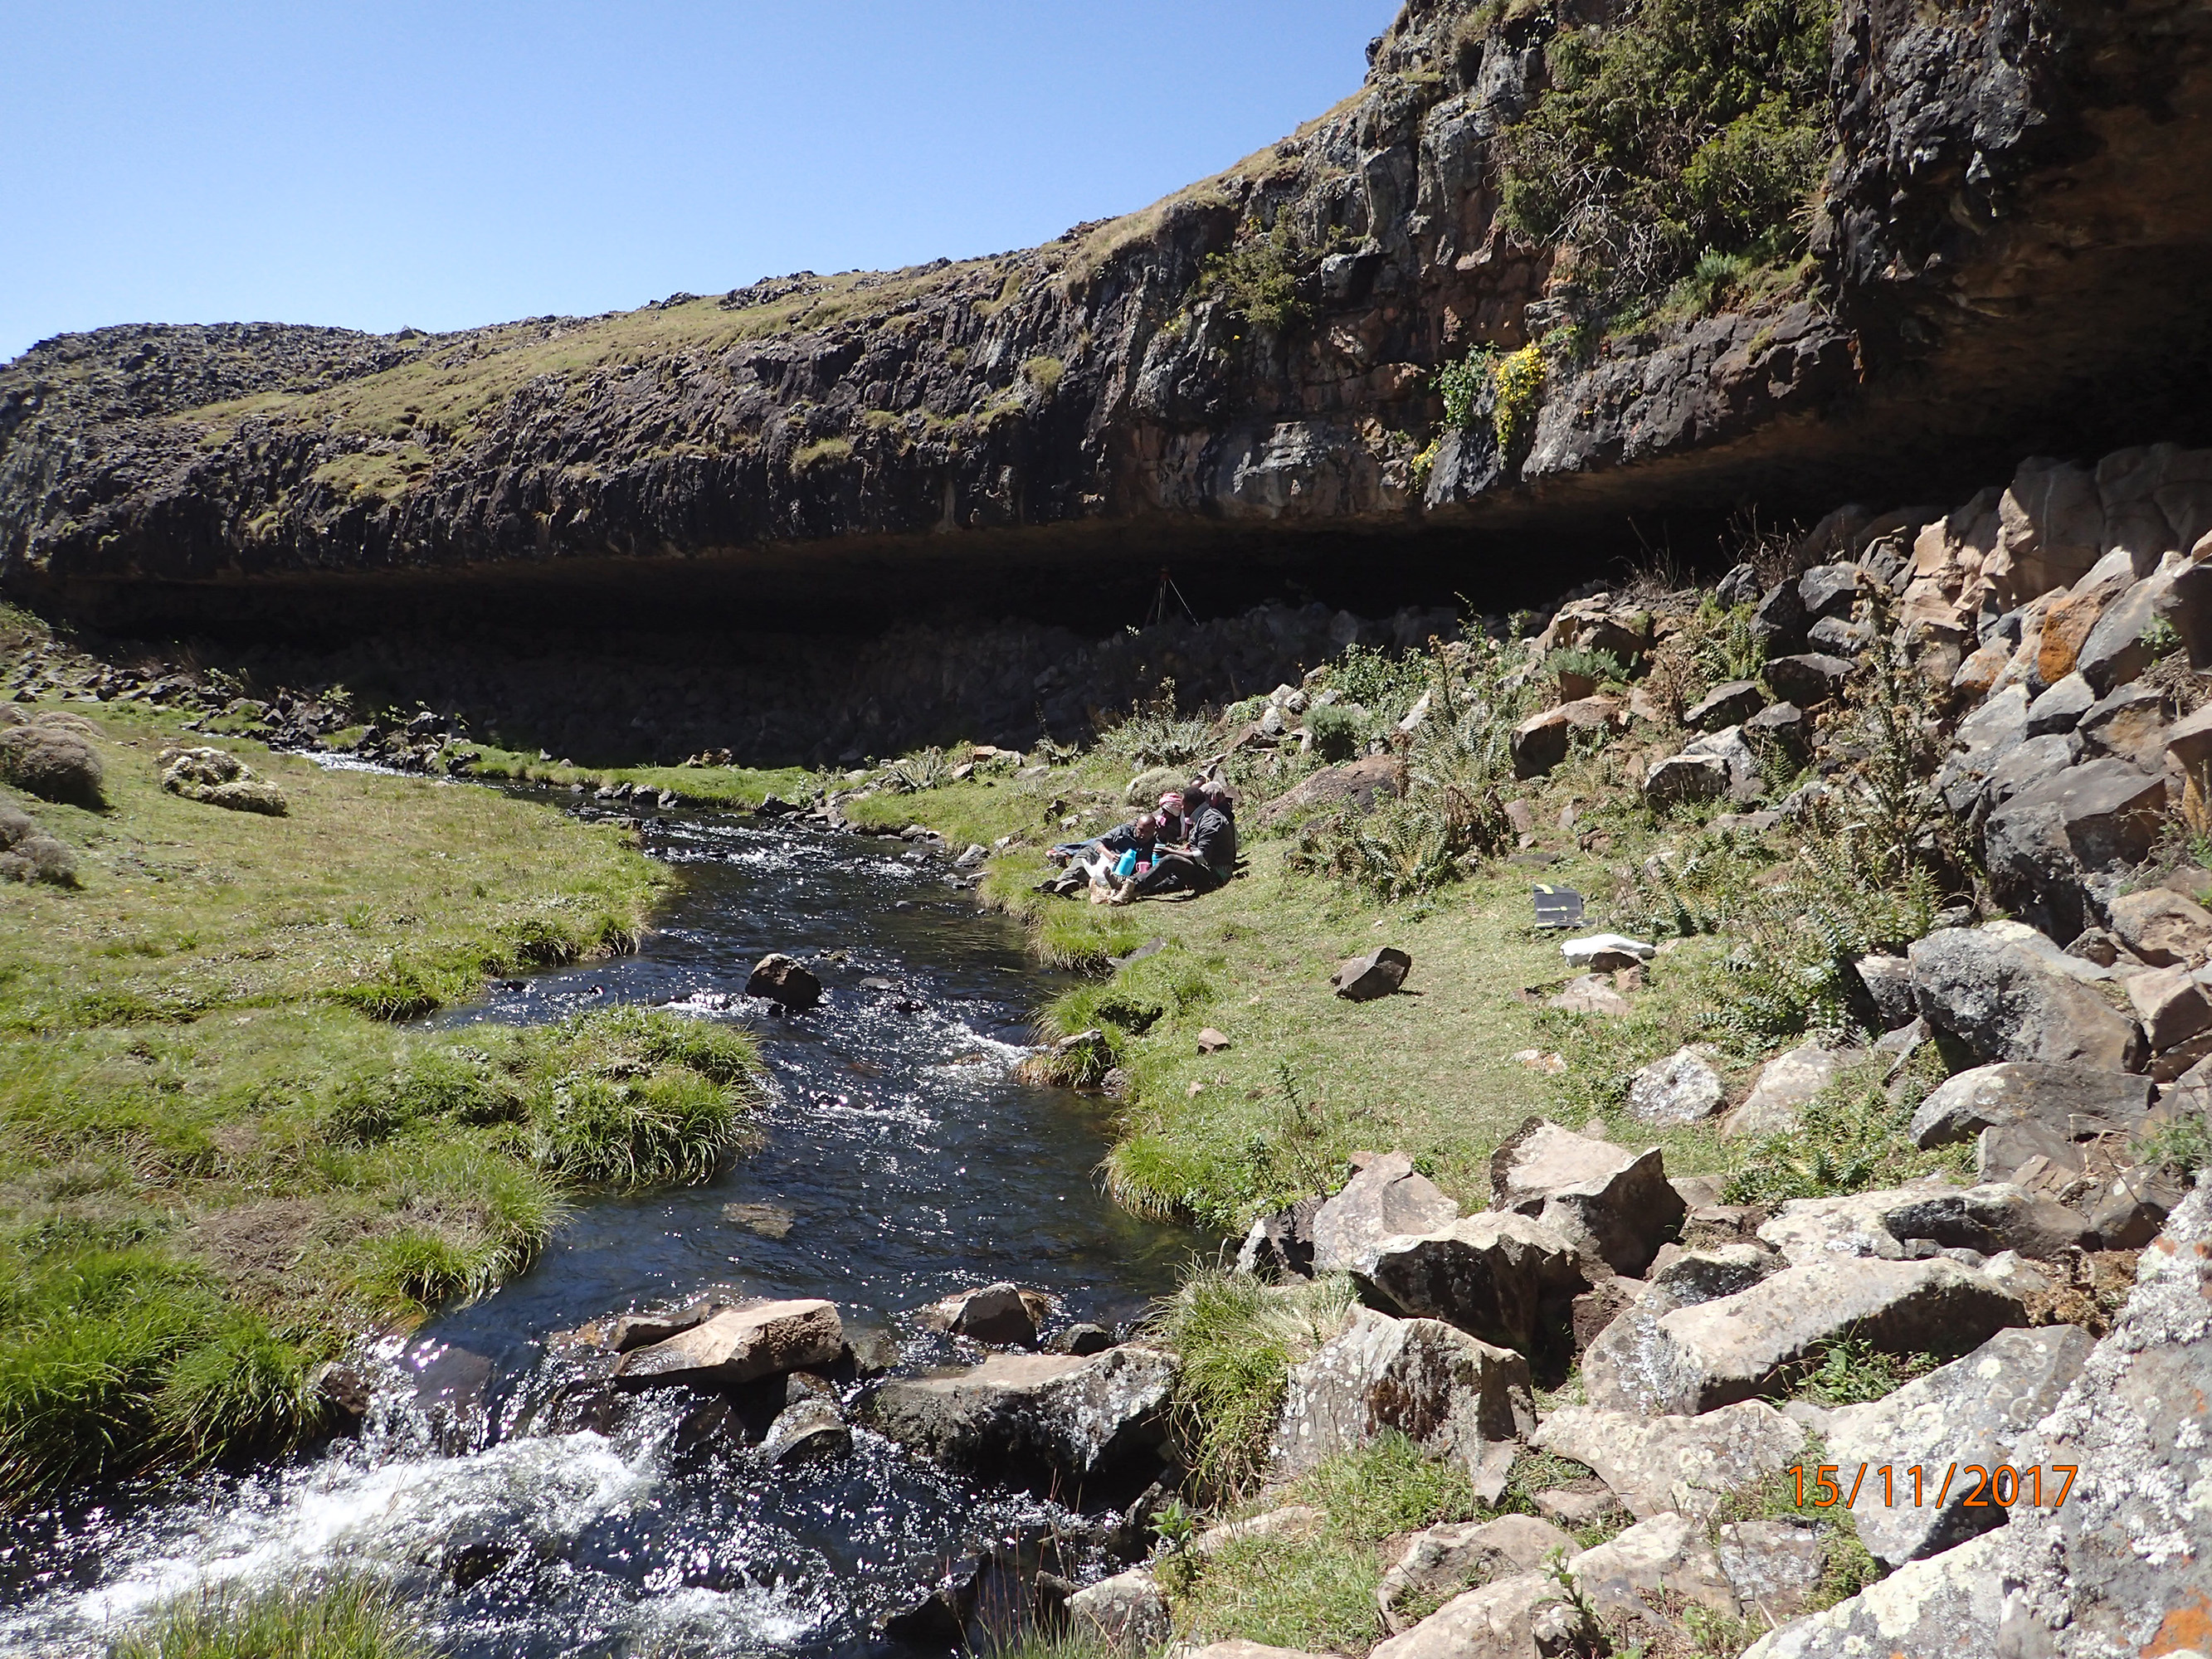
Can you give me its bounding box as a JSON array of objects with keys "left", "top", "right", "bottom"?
[{"left": 4, "top": 0, "right": 2211, "bottom": 636}]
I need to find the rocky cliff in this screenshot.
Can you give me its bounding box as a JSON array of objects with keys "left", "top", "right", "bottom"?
[{"left": 3, "top": 0, "right": 2210, "bottom": 636}]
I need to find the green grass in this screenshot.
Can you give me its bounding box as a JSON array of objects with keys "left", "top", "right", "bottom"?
[
  {"left": 466, "top": 747, "right": 815, "bottom": 810},
  {"left": 109, "top": 1572, "right": 434, "bottom": 1659},
  {"left": 0, "top": 698, "right": 763, "bottom": 1506},
  {"left": 1165, "top": 1434, "right": 1483, "bottom": 1654},
  {"left": 1708, "top": 1438, "right": 1883, "bottom": 1613},
  {"left": 1148, "top": 1266, "right": 1357, "bottom": 1496}
]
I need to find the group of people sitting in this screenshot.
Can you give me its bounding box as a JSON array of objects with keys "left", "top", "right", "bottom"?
[{"left": 1042, "top": 781, "right": 1240, "bottom": 905}]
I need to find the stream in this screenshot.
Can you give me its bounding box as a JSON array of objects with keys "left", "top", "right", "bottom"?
[{"left": 0, "top": 800, "right": 1200, "bottom": 1658}]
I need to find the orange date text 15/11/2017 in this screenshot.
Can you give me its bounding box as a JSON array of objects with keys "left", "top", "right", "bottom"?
[{"left": 1789, "top": 1464, "right": 2077, "bottom": 1511}]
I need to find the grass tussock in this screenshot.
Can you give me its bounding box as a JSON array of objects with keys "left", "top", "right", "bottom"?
[
  {"left": 1148, "top": 1265, "right": 1357, "bottom": 1496},
  {"left": 109, "top": 1572, "right": 434, "bottom": 1659}
]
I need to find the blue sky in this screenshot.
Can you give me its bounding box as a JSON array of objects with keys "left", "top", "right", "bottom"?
[{"left": 0, "top": 2, "right": 1401, "bottom": 362}]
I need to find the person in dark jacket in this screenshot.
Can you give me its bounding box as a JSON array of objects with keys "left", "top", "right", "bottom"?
[{"left": 1112, "top": 786, "right": 1236, "bottom": 902}]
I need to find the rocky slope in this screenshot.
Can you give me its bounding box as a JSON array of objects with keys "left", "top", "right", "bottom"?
[{"left": 4, "top": 0, "right": 2211, "bottom": 636}]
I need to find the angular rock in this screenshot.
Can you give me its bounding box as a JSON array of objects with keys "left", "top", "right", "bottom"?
[
  {"left": 1567, "top": 1510, "right": 1738, "bottom": 1623},
  {"left": 2126, "top": 962, "right": 2212, "bottom": 1053},
  {"left": 1992, "top": 1181, "right": 2212, "bottom": 1653},
  {"left": 1510, "top": 697, "right": 1624, "bottom": 779},
  {"left": 1366, "top": 1569, "right": 1562, "bottom": 1659},
  {"left": 1235, "top": 1194, "right": 1323, "bottom": 1279},
  {"left": 1623, "top": 1048, "right": 1723, "bottom": 1127},
  {"left": 2075, "top": 682, "right": 2171, "bottom": 769},
  {"left": 759, "top": 1397, "right": 852, "bottom": 1465},
  {"left": 862, "top": 1345, "right": 1177, "bottom": 1498},
  {"left": 1714, "top": 1522, "right": 1827, "bottom": 1621},
  {"left": 1377, "top": 1515, "right": 1578, "bottom": 1634},
  {"left": 746, "top": 952, "right": 822, "bottom": 1010},
  {"left": 881, "top": 1554, "right": 987, "bottom": 1645},
  {"left": 1956, "top": 682, "right": 2032, "bottom": 754},
  {"left": 614, "top": 1299, "right": 843, "bottom": 1390},
  {"left": 1908, "top": 1061, "right": 2152, "bottom": 1149},
  {"left": 1363, "top": 1213, "right": 1589, "bottom": 1355},
  {"left": 2083, "top": 1162, "right": 2188, "bottom": 1248},
  {"left": 1532, "top": 1401, "right": 1805, "bottom": 1520},
  {"left": 1308, "top": 1152, "right": 1458, "bottom": 1275},
  {"left": 1799, "top": 563, "right": 1862, "bottom": 620},
  {"left": 1686, "top": 680, "right": 1766, "bottom": 731},
  {"left": 2024, "top": 672, "right": 2096, "bottom": 737},
  {"left": 1907, "top": 927, "right": 2145, "bottom": 1070},
  {"left": 930, "top": 1283, "right": 1039, "bottom": 1348},
  {"left": 1751, "top": 580, "right": 1808, "bottom": 645},
  {"left": 1581, "top": 1258, "right": 2025, "bottom": 1416},
  {"left": 1546, "top": 974, "right": 1631, "bottom": 1016},
  {"left": 1981, "top": 732, "right": 2083, "bottom": 812},
  {"left": 2110, "top": 883, "right": 2212, "bottom": 967},
  {"left": 1270, "top": 1311, "right": 1532, "bottom": 1499},
  {"left": 1578, "top": 1245, "right": 1784, "bottom": 1414},
  {"left": 1740, "top": 1532, "right": 2000, "bottom": 1657},
  {"left": 1065, "top": 1569, "right": 1170, "bottom": 1647},
  {"left": 1821, "top": 1325, "right": 2093, "bottom": 1569},
  {"left": 1490, "top": 1121, "right": 1685, "bottom": 1277},
  {"left": 1980, "top": 759, "right": 2171, "bottom": 941},
  {"left": 1256, "top": 752, "right": 1402, "bottom": 826},
  {"left": 1743, "top": 698, "right": 1808, "bottom": 758},
  {"left": 1682, "top": 724, "right": 1761, "bottom": 799},
  {"left": 1643, "top": 750, "right": 1731, "bottom": 808},
  {"left": 1725, "top": 1043, "right": 1845, "bottom": 1138},
  {"left": 1331, "top": 946, "right": 1411, "bottom": 1001},
  {"left": 2166, "top": 700, "right": 2212, "bottom": 776},
  {"left": 1851, "top": 954, "right": 1917, "bottom": 1029},
  {"left": 1757, "top": 1182, "right": 2093, "bottom": 1264},
  {"left": 1763, "top": 653, "right": 1853, "bottom": 707}
]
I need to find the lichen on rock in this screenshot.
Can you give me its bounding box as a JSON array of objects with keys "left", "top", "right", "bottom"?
[{"left": 158, "top": 745, "right": 288, "bottom": 815}]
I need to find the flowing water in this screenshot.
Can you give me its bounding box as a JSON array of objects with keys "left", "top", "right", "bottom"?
[{"left": 0, "top": 800, "right": 1201, "bottom": 1658}]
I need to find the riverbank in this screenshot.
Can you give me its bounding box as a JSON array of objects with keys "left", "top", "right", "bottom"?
[{"left": 0, "top": 703, "right": 767, "bottom": 1505}]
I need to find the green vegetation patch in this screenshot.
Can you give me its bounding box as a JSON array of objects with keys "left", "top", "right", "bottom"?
[
  {"left": 110, "top": 1571, "right": 433, "bottom": 1659},
  {"left": 1496, "top": 0, "right": 1834, "bottom": 309},
  {"left": 0, "top": 700, "right": 760, "bottom": 1506}
]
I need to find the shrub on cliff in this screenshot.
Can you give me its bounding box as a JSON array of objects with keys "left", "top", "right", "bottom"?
[{"left": 1496, "top": 0, "right": 1834, "bottom": 308}]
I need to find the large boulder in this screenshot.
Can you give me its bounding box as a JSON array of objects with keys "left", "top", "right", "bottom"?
[
  {"left": 1376, "top": 1515, "right": 1579, "bottom": 1634},
  {"left": 862, "top": 1345, "right": 1177, "bottom": 1500},
  {"left": 1816, "top": 1325, "right": 2093, "bottom": 1569},
  {"left": 1741, "top": 1532, "right": 2001, "bottom": 1657},
  {"left": 1685, "top": 680, "right": 1766, "bottom": 731},
  {"left": 1578, "top": 1245, "right": 1784, "bottom": 1413},
  {"left": 2126, "top": 962, "right": 2212, "bottom": 1053},
  {"left": 1908, "top": 1061, "right": 2152, "bottom": 1149},
  {"left": 1580, "top": 1257, "right": 2025, "bottom": 1417},
  {"left": 1642, "top": 751, "right": 1731, "bottom": 808},
  {"left": 1530, "top": 1400, "right": 1805, "bottom": 1520},
  {"left": 613, "top": 1299, "right": 843, "bottom": 1390},
  {"left": 1907, "top": 927, "right": 2145, "bottom": 1070},
  {"left": 1308, "top": 1152, "right": 1459, "bottom": 1275},
  {"left": 1985, "top": 1180, "right": 2212, "bottom": 1653},
  {"left": 1490, "top": 1121, "right": 1685, "bottom": 1277},
  {"left": 1363, "top": 1214, "right": 1589, "bottom": 1355},
  {"left": 1979, "top": 760, "right": 2171, "bottom": 940},
  {"left": 1756, "top": 1182, "right": 2093, "bottom": 1265},
  {"left": 1270, "top": 1310, "right": 1532, "bottom": 1499}
]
